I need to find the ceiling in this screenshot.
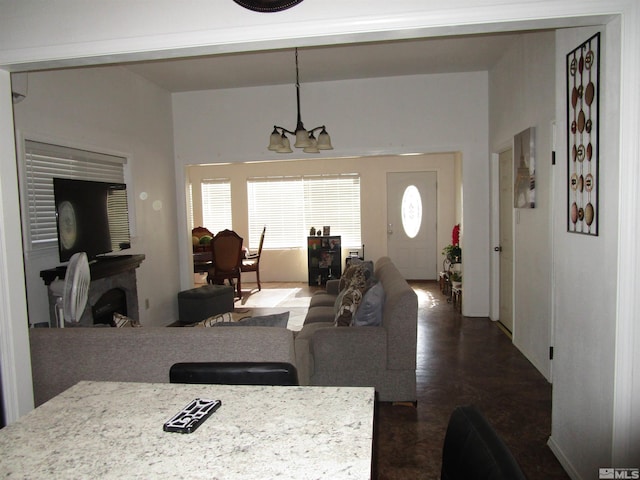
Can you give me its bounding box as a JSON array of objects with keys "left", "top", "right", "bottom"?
[{"left": 124, "top": 33, "right": 520, "bottom": 93}]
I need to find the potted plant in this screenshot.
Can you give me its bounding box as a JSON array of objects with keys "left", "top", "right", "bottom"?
[
  {"left": 442, "top": 244, "right": 462, "bottom": 263},
  {"left": 450, "top": 271, "right": 462, "bottom": 288},
  {"left": 442, "top": 224, "right": 462, "bottom": 263}
]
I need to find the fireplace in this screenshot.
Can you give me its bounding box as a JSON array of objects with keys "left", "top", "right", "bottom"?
[
  {"left": 92, "top": 288, "right": 127, "bottom": 326},
  {"left": 41, "top": 254, "right": 144, "bottom": 327}
]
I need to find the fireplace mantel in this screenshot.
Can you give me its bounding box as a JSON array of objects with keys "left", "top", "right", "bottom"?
[{"left": 40, "top": 254, "right": 145, "bottom": 285}]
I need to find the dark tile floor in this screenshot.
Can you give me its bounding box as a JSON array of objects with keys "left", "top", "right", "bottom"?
[{"left": 373, "top": 281, "right": 570, "bottom": 479}]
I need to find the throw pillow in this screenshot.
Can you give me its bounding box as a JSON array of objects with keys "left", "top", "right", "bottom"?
[
  {"left": 334, "top": 267, "right": 369, "bottom": 327},
  {"left": 360, "top": 260, "right": 375, "bottom": 278},
  {"left": 333, "top": 288, "right": 347, "bottom": 315},
  {"left": 112, "top": 312, "right": 141, "bottom": 327},
  {"left": 352, "top": 281, "right": 385, "bottom": 327},
  {"left": 198, "top": 312, "right": 235, "bottom": 327},
  {"left": 212, "top": 311, "right": 290, "bottom": 328},
  {"left": 338, "top": 260, "right": 375, "bottom": 291},
  {"left": 338, "top": 264, "right": 358, "bottom": 291}
]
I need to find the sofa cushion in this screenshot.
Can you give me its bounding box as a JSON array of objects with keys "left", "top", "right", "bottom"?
[
  {"left": 352, "top": 281, "right": 385, "bottom": 327},
  {"left": 309, "top": 291, "right": 337, "bottom": 308},
  {"left": 305, "top": 305, "right": 335, "bottom": 324}
]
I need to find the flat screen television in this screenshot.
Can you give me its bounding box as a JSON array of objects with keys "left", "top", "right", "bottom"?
[{"left": 53, "top": 178, "right": 131, "bottom": 262}]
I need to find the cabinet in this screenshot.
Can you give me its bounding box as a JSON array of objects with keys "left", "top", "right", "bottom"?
[{"left": 307, "top": 236, "right": 341, "bottom": 286}]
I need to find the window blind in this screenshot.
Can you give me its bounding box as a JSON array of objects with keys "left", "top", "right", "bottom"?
[
  {"left": 187, "top": 182, "right": 195, "bottom": 230},
  {"left": 247, "top": 177, "right": 305, "bottom": 249},
  {"left": 303, "top": 174, "right": 361, "bottom": 247},
  {"left": 247, "top": 174, "right": 361, "bottom": 249},
  {"left": 201, "top": 179, "right": 232, "bottom": 235},
  {"left": 106, "top": 188, "right": 131, "bottom": 252},
  {"left": 24, "top": 140, "right": 126, "bottom": 246}
]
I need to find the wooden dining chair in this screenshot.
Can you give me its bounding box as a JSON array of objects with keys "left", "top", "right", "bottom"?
[
  {"left": 192, "top": 226, "right": 214, "bottom": 273},
  {"left": 206, "top": 229, "right": 243, "bottom": 298},
  {"left": 240, "top": 226, "right": 266, "bottom": 291}
]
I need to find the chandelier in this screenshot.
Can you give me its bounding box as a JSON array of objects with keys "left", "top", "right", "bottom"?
[{"left": 268, "top": 48, "right": 333, "bottom": 154}]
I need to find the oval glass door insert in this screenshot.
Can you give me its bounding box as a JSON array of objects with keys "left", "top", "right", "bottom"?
[{"left": 401, "top": 185, "right": 422, "bottom": 238}]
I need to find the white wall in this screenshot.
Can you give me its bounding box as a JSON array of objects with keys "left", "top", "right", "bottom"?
[
  {"left": 488, "top": 31, "right": 555, "bottom": 378},
  {"left": 0, "top": 70, "right": 33, "bottom": 421},
  {"left": 13, "top": 66, "right": 181, "bottom": 328},
  {"left": 548, "top": 24, "right": 621, "bottom": 478},
  {"left": 173, "top": 72, "right": 490, "bottom": 316}
]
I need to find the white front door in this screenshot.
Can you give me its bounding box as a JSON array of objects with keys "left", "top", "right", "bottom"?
[{"left": 386, "top": 171, "right": 437, "bottom": 280}]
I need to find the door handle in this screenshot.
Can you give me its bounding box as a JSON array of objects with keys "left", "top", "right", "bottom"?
[
  {"left": 494, "top": 246, "right": 502, "bottom": 252},
  {"left": 387, "top": 223, "right": 393, "bottom": 235}
]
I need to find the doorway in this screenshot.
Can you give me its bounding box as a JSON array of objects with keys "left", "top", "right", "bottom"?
[
  {"left": 386, "top": 171, "right": 437, "bottom": 280},
  {"left": 498, "top": 148, "right": 514, "bottom": 334}
]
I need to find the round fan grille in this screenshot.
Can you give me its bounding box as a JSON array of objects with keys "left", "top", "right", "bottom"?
[{"left": 62, "top": 252, "right": 91, "bottom": 323}]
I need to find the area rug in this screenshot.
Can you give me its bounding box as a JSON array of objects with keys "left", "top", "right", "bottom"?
[{"left": 236, "top": 287, "right": 309, "bottom": 308}]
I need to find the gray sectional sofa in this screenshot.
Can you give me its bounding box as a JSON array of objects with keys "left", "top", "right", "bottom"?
[
  {"left": 295, "top": 256, "right": 418, "bottom": 402},
  {"left": 29, "top": 256, "right": 417, "bottom": 406},
  {"left": 29, "top": 327, "right": 295, "bottom": 406}
]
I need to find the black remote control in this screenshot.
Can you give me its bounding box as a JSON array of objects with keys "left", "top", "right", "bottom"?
[{"left": 163, "top": 398, "right": 221, "bottom": 434}]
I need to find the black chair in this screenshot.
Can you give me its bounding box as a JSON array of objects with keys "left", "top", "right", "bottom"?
[
  {"left": 169, "top": 362, "right": 299, "bottom": 386},
  {"left": 441, "top": 405, "right": 527, "bottom": 480}
]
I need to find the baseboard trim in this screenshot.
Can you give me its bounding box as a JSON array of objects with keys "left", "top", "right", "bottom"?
[{"left": 547, "top": 436, "right": 581, "bottom": 480}]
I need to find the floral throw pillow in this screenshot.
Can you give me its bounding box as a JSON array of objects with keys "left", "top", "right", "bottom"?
[
  {"left": 112, "top": 312, "right": 141, "bottom": 327},
  {"left": 334, "top": 267, "right": 369, "bottom": 327}
]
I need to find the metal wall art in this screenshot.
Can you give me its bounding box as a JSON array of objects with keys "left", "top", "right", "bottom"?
[
  {"left": 567, "top": 32, "right": 600, "bottom": 235},
  {"left": 513, "top": 127, "right": 536, "bottom": 209},
  {"left": 232, "top": 0, "right": 304, "bottom": 12}
]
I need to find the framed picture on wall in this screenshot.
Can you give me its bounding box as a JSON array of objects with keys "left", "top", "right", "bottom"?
[
  {"left": 513, "top": 127, "right": 535, "bottom": 209},
  {"left": 566, "top": 32, "right": 600, "bottom": 236}
]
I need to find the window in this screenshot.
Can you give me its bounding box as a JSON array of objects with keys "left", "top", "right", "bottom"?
[
  {"left": 247, "top": 174, "right": 361, "bottom": 249},
  {"left": 201, "top": 179, "right": 232, "bottom": 235},
  {"left": 247, "top": 177, "right": 304, "bottom": 249},
  {"left": 187, "top": 182, "right": 194, "bottom": 230},
  {"left": 401, "top": 185, "right": 422, "bottom": 239},
  {"left": 23, "top": 140, "right": 126, "bottom": 248}
]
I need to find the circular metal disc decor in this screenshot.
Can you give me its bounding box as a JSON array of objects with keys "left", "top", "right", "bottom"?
[{"left": 232, "top": 0, "right": 304, "bottom": 12}]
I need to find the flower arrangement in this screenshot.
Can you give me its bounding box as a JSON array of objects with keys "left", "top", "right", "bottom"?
[{"left": 442, "top": 224, "right": 462, "bottom": 262}]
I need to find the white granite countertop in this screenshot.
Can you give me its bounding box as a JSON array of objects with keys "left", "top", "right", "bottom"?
[{"left": 0, "top": 381, "right": 374, "bottom": 479}]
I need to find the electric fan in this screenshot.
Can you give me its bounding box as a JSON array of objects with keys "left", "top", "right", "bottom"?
[{"left": 51, "top": 252, "right": 91, "bottom": 328}]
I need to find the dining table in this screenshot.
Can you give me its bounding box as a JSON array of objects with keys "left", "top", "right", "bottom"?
[{"left": 0, "top": 381, "right": 374, "bottom": 479}]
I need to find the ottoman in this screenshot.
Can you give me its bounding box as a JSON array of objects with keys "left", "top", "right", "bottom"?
[{"left": 178, "top": 285, "right": 235, "bottom": 324}]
